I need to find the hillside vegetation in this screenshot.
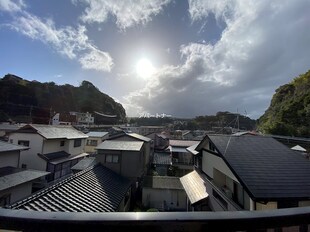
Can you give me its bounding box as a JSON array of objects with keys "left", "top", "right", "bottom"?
[
  {"left": 258, "top": 70, "right": 310, "bottom": 137},
  {"left": 0, "top": 74, "right": 126, "bottom": 123}
]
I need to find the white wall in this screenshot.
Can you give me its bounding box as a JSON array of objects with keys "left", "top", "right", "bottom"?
[
  {"left": 142, "top": 188, "right": 187, "bottom": 211},
  {"left": 202, "top": 150, "right": 239, "bottom": 183},
  {"left": 9, "top": 133, "right": 46, "bottom": 170},
  {"left": 0, "top": 150, "right": 20, "bottom": 168},
  {"left": 67, "top": 139, "right": 86, "bottom": 155}
]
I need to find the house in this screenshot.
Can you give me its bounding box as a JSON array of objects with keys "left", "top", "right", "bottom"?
[
  {"left": 85, "top": 131, "right": 109, "bottom": 154},
  {"left": 142, "top": 176, "right": 186, "bottom": 211},
  {"left": 69, "top": 111, "right": 94, "bottom": 126},
  {"left": 108, "top": 132, "right": 152, "bottom": 174},
  {"left": 0, "top": 124, "right": 20, "bottom": 141},
  {"left": 0, "top": 141, "right": 49, "bottom": 206},
  {"left": 181, "top": 134, "right": 310, "bottom": 211},
  {"left": 168, "top": 140, "right": 198, "bottom": 176},
  {"left": 96, "top": 140, "right": 145, "bottom": 183},
  {"left": 152, "top": 152, "right": 172, "bottom": 176},
  {"left": 10, "top": 164, "right": 131, "bottom": 212},
  {"left": 8, "top": 124, "right": 89, "bottom": 182},
  {"left": 51, "top": 113, "right": 77, "bottom": 125}
]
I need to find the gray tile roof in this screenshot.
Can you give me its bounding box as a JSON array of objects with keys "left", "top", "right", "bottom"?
[
  {"left": 169, "top": 140, "right": 198, "bottom": 147},
  {"left": 127, "top": 133, "right": 151, "bottom": 142},
  {"left": 16, "top": 124, "right": 88, "bottom": 139},
  {"left": 152, "top": 152, "right": 171, "bottom": 165},
  {"left": 96, "top": 140, "right": 143, "bottom": 151},
  {"left": 0, "top": 167, "right": 49, "bottom": 191},
  {"left": 180, "top": 170, "right": 209, "bottom": 205},
  {"left": 207, "top": 135, "right": 310, "bottom": 200},
  {"left": 86, "top": 131, "right": 109, "bottom": 138},
  {"left": 0, "top": 140, "right": 29, "bottom": 153},
  {"left": 10, "top": 164, "right": 131, "bottom": 212},
  {"left": 143, "top": 176, "right": 184, "bottom": 190}
]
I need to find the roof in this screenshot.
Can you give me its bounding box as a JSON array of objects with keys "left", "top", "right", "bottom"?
[
  {"left": 86, "top": 131, "right": 109, "bottom": 138},
  {"left": 39, "top": 151, "right": 70, "bottom": 161},
  {"left": 207, "top": 135, "right": 310, "bottom": 200},
  {"left": 0, "top": 124, "right": 20, "bottom": 131},
  {"left": 180, "top": 170, "right": 209, "bottom": 205},
  {"left": 15, "top": 124, "right": 88, "bottom": 139},
  {"left": 49, "top": 153, "right": 89, "bottom": 165},
  {"left": 152, "top": 152, "right": 171, "bottom": 165},
  {"left": 71, "top": 157, "right": 97, "bottom": 171},
  {"left": 169, "top": 140, "right": 198, "bottom": 147},
  {"left": 186, "top": 143, "right": 199, "bottom": 155},
  {"left": 109, "top": 132, "right": 151, "bottom": 142},
  {"left": 291, "top": 145, "right": 307, "bottom": 152},
  {"left": 143, "top": 176, "right": 183, "bottom": 190},
  {"left": 0, "top": 167, "right": 49, "bottom": 191},
  {"left": 96, "top": 141, "right": 143, "bottom": 151},
  {"left": 10, "top": 164, "right": 131, "bottom": 212},
  {"left": 0, "top": 140, "right": 29, "bottom": 153}
]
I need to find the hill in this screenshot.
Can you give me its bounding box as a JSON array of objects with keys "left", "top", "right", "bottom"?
[
  {"left": 0, "top": 74, "right": 126, "bottom": 124},
  {"left": 258, "top": 70, "right": 310, "bottom": 137}
]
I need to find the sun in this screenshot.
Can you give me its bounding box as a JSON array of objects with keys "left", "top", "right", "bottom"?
[{"left": 136, "top": 58, "right": 155, "bottom": 79}]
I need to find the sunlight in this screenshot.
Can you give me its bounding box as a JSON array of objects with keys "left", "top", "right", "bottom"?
[{"left": 136, "top": 58, "right": 155, "bottom": 79}]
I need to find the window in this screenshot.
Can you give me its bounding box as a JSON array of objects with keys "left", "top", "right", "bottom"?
[
  {"left": 106, "top": 154, "right": 119, "bottom": 163},
  {"left": 18, "top": 140, "right": 29, "bottom": 147},
  {"left": 60, "top": 140, "right": 65, "bottom": 146},
  {"left": 87, "top": 139, "right": 97, "bottom": 146},
  {"left": 74, "top": 139, "right": 81, "bottom": 147}
]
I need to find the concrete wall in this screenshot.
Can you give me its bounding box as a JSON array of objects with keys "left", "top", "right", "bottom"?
[
  {"left": 142, "top": 188, "right": 187, "bottom": 211},
  {"left": 0, "top": 150, "right": 20, "bottom": 168}
]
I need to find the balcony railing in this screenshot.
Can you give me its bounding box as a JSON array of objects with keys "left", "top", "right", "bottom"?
[{"left": 0, "top": 207, "right": 309, "bottom": 232}]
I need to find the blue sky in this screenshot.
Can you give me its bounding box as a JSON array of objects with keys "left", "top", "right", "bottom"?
[{"left": 0, "top": 0, "right": 309, "bottom": 119}]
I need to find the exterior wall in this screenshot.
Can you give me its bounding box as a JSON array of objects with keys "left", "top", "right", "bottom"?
[
  {"left": 202, "top": 150, "right": 238, "bottom": 183},
  {"left": 0, "top": 150, "right": 20, "bottom": 168},
  {"left": 42, "top": 139, "right": 67, "bottom": 154},
  {"left": 142, "top": 188, "right": 187, "bottom": 211},
  {"left": 85, "top": 136, "right": 108, "bottom": 153},
  {"left": 121, "top": 151, "right": 143, "bottom": 178},
  {"left": 256, "top": 202, "right": 277, "bottom": 210},
  {"left": 0, "top": 182, "right": 32, "bottom": 205},
  {"left": 9, "top": 133, "right": 46, "bottom": 170},
  {"left": 97, "top": 150, "right": 121, "bottom": 174},
  {"left": 66, "top": 139, "right": 86, "bottom": 155}
]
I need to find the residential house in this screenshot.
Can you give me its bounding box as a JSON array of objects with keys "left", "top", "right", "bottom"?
[
  {"left": 168, "top": 140, "right": 199, "bottom": 176},
  {"left": 0, "top": 124, "right": 20, "bottom": 141},
  {"left": 51, "top": 113, "right": 77, "bottom": 125},
  {"left": 152, "top": 152, "right": 172, "bottom": 176},
  {"left": 8, "top": 124, "right": 89, "bottom": 182},
  {"left": 108, "top": 132, "right": 152, "bottom": 174},
  {"left": 0, "top": 141, "right": 49, "bottom": 206},
  {"left": 70, "top": 111, "right": 94, "bottom": 126},
  {"left": 85, "top": 131, "right": 109, "bottom": 154},
  {"left": 10, "top": 164, "right": 132, "bottom": 212},
  {"left": 181, "top": 134, "right": 310, "bottom": 211},
  {"left": 142, "top": 176, "right": 186, "bottom": 211}
]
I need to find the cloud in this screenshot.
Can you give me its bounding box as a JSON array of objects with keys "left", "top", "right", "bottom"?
[
  {"left": 79, "top": 0, "right": 171, "bottom": 30},
  {"left": 124, "top": 0, "right": 310, "bottom": 119},
  {"left": 5, "top": 10, "right": 113, "bottom": 72},
  {"left": 0, "top": 0, "right": 25, "bottom": 12}
]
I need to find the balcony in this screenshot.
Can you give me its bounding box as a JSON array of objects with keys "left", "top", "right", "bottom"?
[{"left": 0, "top": 207, "right": 309, "bottom": 232}]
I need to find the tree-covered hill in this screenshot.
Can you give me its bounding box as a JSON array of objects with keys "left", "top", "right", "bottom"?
[
  {"left": 258, "top": 70, "right": 310, "bottom": 137},
  {"left": 0, "top": 74, "right": 126, "bottom": 124}
]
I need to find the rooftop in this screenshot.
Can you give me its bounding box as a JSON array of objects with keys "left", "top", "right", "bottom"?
[
  {"left": 10, "top": 164, "right": 131, "bottom": 212},
  {"left": 143, "top": 176, "right": 183, "bottom": 190},
  {"left": 207, "top": 135, "right": 310, "bottom": 200},
  {"left": 96, "top": 140, "right": 143, "bottom": 151},
  {"left": 152, "top": 152, "right": 171, "bottom": 165},
  {"left": 14, "top": 124, "right": 88, "bottom": 140},
  {"left": 169, "top": 140, "right": 199, "bottom": 147},
  {"left": 0, "top": 140, "right": 29, "bottom": 153},
  {"left": 86, "top": 131, "right": 109, "bottom": 138}
]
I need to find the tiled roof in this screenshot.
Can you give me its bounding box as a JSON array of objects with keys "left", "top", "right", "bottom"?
[
  {"left": 169, "top": 140, "right": 198, "bottom": 147},
  {"left": 10, "top": 164, "right": 131, "bottom": 212},
  {"left": 0, "top": 167, "right": 49, "bottom": 191},
  {"left": 109, "top": 132, "right": 151, "bottom": 142},
  {"left": 143, "top": 176, "right": 183, "bottom": 190},
  {"left": 207, "top": 135, "right": 310, "bottom": 200},
  {"left": 180, "top": 170, "right": 209, "bottom": 205},
  {"left": 15, "top": 124, "right": 88, "bottom": 139},
  {"left": 96, "top": 141, "right": 143, "bottom": 151},
  {"left": 87, "top": 131, "right": 109, "bottom": 138},
  {"left": 0, "top": 140, "right": 28, "bottom": 153},
  {"left": 152, "top": 152, "right": 171, "bottom": 165}
]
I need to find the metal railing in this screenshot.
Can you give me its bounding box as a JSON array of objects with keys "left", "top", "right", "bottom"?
[{"left": 0, "top": 207, "right": 309, "bottom": 232}]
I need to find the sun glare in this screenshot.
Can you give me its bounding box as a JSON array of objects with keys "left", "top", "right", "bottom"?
[{"left": 136, "top": 58, "right": 155, "bottom": 79}]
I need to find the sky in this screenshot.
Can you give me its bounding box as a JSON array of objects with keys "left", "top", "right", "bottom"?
[{"left": 0, "top": 0, "right": 309, "bottom": 119}]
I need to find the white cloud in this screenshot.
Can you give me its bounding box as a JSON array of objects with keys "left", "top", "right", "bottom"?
[
  {"left": 0, "top": 0, "right": 25, "bottom": 12},
  {"left": 8, "top": 11, "right": 113, "bottom": 72},
  {"left": 125, "top": 0, "right": 310, "bottom": 118},
  {"left": 79, "top": 0, "right": 171, "bottom": 30}
]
